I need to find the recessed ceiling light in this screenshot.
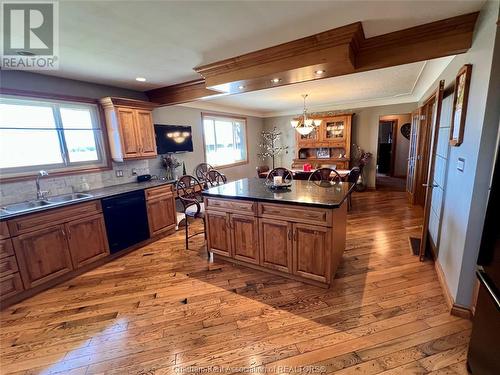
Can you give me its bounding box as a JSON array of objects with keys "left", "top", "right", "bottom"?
[
  {"left": 315, "top": 70, "right": 326, "bottom": 75},
  {"left": 135, "top": 77, "right": 146, "bottom": 82},
  {"left": 17, "top": 51, "right": 35, "bottom": 56},
  {"left": 238, "top": 85, "right": 245, "bottom": 90},
  {"left": 271, "top": 78, "right": 281, "bottom": 84}
]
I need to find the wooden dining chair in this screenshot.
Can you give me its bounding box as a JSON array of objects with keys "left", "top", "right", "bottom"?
[
  {"left": 308, "top": 168, "right": 342, "bottom": 185},
  {"left": 256, "top": 165, "right": 270, "bottom": 178},
  {"left": 206, "top": 169, "right": 227, "bottom": 187},
  {"left": 176, "top": 175, "right": 208, "bottom": 256},
  {"left": 346, "top": 167, "right": 361, "bottom": 211}
]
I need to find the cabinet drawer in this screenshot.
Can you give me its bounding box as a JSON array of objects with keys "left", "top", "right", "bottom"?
[
  {"left": 205, "top": 198, "right": 256, "bottom": 215},
  {"left": 258, "top": 203, "right": 332, "bottom": 226},
  {"left": 145, "top": 184, "right": 173, "bottom": 200},
  {"left": 0, "top": 239, "right": 14, "bottom": 259},
  {"left": 0, "top": 221, "right": 10, "bottom": 239},
  {"left": 0, "top": 272, "right": 24, "bottom": 299},
  {"left": 0, "top": 256, "right": 19, "bottom": 277},
  {"left": 8, "top": 201, "right": 102, "bottom": 235}
]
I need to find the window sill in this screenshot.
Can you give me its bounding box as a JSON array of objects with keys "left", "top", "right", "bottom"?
[
  {"left": 212, "top": 160, "right": 249, "bottom": 170},
  {"left": 0, "top": 165, "right": 112, "bottom": 182}
]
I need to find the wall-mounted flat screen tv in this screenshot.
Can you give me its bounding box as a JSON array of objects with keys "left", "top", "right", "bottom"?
[{"left": 154, "top": 124, "right": 193, "bottom": 154}]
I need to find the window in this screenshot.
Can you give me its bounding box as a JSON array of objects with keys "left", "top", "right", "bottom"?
[
  {"left": 202, "top": 114, "right": 247, "bottom": 168},
  {"left": 0, "top": 96, "right": 108, "bottom": 178}
]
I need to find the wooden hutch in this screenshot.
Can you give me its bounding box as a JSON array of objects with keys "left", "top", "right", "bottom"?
[{"left": 292, "top": 113, "right": 353, "bottom": 170}]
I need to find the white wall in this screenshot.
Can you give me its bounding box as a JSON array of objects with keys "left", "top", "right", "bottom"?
[
  {"left": 263, "top": 102, "right": 417, "bottom": 188},
  {"left": 152, "top": 105, "right": 264, "bottom": 181},
  {"left": 420, "top": 0, "right": 499, "bottom": 308}
]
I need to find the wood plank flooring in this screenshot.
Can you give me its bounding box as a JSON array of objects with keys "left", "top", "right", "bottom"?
[{"left": 0, "top": 190, "right": 472, "bottom": 374}]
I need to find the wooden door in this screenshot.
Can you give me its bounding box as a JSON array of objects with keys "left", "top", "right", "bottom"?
[
  {"left": 135, "top": 110, "right": 157, "bottom": 157},
  {"left": 406, "top": 109, "right": 421, "bottom": 204},
  {"left": 206, "top": 211, "right": 231, "bottom": 257},
  {"left": 117, "top": 108, "right": 140, "bottom": 158},
  {"left": 66, "top": 214, "right": 109, "bottom": 269},
  {"left": 292, "top": 223, "right": 330, "bottom": 283},
  {"left": 230, "top": 214, "right": 259, "bottom": 264},
  {"left": 146, "top": 194, "right": 176, "bottom": 237},
  {"left": 419, "top": 81, "right": 445, "bottom": 261},
  {"left": 259, "top": 218, "right": 292, "bottom": 273},
  {"left": 13, "top": 225, "right": 73, "bottom": 289}
]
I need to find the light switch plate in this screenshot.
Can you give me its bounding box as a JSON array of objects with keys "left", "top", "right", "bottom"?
[
  {"left": 115, "top": 170, "right": 124, "bottom": 177},
  {"left": 457, "top": 158, "right": 465, "bottom": 172}
]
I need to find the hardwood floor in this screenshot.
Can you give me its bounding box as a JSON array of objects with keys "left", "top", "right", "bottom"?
[{"left": 0, "top": 190, "right": 471, "bottom": 375}]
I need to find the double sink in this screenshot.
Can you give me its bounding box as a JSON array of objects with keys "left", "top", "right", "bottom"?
[{"left": 1, "top": 193, "right": 94, "bottom": 215}]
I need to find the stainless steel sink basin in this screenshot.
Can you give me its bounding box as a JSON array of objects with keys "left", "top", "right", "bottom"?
[
  {"left": 3, "top": 200, "right": 54, "bottom": 213},
  {"left": 46, "top": 193, "right": 93, "bottom": 203},
  {"left": 1, "top": 193, "right": 93, "bottom": 215}
]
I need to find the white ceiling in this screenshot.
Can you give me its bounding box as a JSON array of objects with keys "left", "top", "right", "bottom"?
[
  {"left": 184, "top": 56, "right": 454, "bottom": 117},
  {"left": 37, "top": 0, "right": 484, "bottom": 90}
]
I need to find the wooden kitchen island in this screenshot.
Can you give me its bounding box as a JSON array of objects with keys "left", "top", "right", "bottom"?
[{"left": 202, "top": 178, "right": 351, "bottom": 288}]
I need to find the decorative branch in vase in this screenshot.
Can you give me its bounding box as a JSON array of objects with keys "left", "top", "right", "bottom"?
[
  {"left": 257, "top": 127, "right": 289, "bottom": 169},
  {"left": 161, "top": 154, "right": 181, "bottom": 180}
]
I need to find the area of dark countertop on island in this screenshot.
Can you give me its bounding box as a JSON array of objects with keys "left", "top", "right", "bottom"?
[
  {"left": 0, "top": 179, "right": 176, "bottom": 220},
  {"left": 202, "top": 178, "right": 353, "bottom": 209}
]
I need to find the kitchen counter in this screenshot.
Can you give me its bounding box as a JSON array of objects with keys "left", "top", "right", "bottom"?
[
  {"left": 202, "top": 178, "right": 350, "bottom": 288},
  {"left": 0, "top": 179, "right": 176, "bottom": 220},
  {"left": 202, "top": 178, "right": 353, "bottom": 209}
]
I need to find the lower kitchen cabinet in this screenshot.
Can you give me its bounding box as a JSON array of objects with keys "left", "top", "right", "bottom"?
[
  {"left": 0, "top": 272, "right": 24, "bottom": 299},
  {"left": 292, "top": 223, "right": 331, "bottom": 283},
  {"left": 146, "top": 193, "right": 176, "bottom": 237},
  {"left": 259, "top": 218, "right": 292, "bottom": 273},
  {"left": 206, "top": 211, "right": 231, "bottom": 257},
  {"left": 13, "top": 225, "right": 74, "bottom": 289},
  {"left": 66, "top": 214, "right": 109, "bottom": 269},
  {"left": 231, "top": 214, "right": 259, "bottom": 264}
]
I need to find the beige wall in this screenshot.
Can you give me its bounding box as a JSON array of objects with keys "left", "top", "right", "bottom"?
[
  {"left": 379, "top": 113, "right": 412, "bottom": 177},
  {"left": 264, "top": 102, "right": 417, "bottom": 188},
  {"left": 152, "top": 105, "right": 264, "bottom": 181}
]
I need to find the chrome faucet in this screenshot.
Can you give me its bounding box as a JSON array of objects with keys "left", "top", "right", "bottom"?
[{"left": 36, "top": 170, "right": 49, "bottom": 200}]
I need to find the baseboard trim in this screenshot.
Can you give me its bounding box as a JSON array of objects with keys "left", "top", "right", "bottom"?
[{"left": 434, "top": 260, "right": 473, "bottom": 320}]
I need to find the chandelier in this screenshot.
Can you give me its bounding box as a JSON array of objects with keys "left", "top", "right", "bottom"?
[{"left": 290, "top": 94, "right": 321, "bottom": 135}]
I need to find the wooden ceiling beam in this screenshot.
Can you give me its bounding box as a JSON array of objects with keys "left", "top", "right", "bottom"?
[
  {"left": 146, "top": 12, "right": 478, "bottom": 106},
  {"left": 145, "top": 79, "right": 221, "bottom": 105}
]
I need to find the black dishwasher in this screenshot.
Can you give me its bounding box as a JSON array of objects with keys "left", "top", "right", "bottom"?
[{"left": 102, "top": 190, "right": 150, "bottom": 253}]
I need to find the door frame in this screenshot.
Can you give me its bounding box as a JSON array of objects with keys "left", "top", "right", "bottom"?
[
  {"left": 419, "top": 80, "right": 445, "bottom": 261},
  {"left": 378, "top": 119, "right": 399, "bottom": 177}
]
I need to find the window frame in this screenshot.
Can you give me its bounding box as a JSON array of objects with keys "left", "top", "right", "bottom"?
[
  {"left": 0, "top": 89, "right": 111, "bottom": 182},
  {"left": 201, "top": 112, "right": 249, "bottom": 169}
]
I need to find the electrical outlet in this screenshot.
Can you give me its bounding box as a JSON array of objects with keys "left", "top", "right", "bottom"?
[
  {"left": 115, "top": 170, "right": 124, "bottom": 177},
  {"left": 131, "top": 168, "right": 137, "bottom": 176},
  {"left": 457, "top": 158, "right": 465, "bottom": 172}
]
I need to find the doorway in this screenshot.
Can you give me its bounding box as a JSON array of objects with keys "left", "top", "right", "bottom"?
[{"left": 376, "top": 114, "right": 411, "bottom": 191}]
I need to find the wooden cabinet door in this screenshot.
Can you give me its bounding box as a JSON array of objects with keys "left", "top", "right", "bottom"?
[
  {"left": 259, "top": 218, "right": 292, "bottom": 273},
  {"left": 230, "top": 214, "right": 259, "bottom": 264},
  {"left": 66, "top": 214, "right": 109, "bottom": 269},
  {"left": 147, "top": 194, "right": 176, "bottom": 237},
  {"left": 292, "top": 223, "right": 330, "bottom": 283},
  {"left": 117, "top": 108, "right": 140, "bottom": 158},
  {"left": 206, "top": 211, "right": 231, "bottom": 257},
  {"left": 135, "top": 110, "right": 157, "bottom": 157},
  {"left": 321, "top": 116, "right": 347, "bottom": 144},
  {"left": 13, "top": 225, "right": 73, "bottom": 289},
  {"left": 0, "top": 272, "right": 24, "bottom": 300}
]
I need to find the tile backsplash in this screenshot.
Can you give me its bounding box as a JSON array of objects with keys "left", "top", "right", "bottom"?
[{"left": 0, "top": 158, "right": 167, "bottom": 205}]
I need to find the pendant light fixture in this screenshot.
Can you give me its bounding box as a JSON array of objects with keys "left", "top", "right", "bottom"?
[{"left": 291, "top": 94, "right": 321, "bottom": 135}]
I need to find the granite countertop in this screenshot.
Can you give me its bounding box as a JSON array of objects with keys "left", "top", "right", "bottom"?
[
  {"left": 0, "top": 179, "right": 176, "bottom": 220},
  {"left": 202, "top": 178, "right": 353, "bottom": 209}
]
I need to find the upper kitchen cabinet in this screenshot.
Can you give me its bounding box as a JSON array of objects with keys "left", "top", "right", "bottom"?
[{"left": 100, "top": 97, "right": 159, "bottom": 162}]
